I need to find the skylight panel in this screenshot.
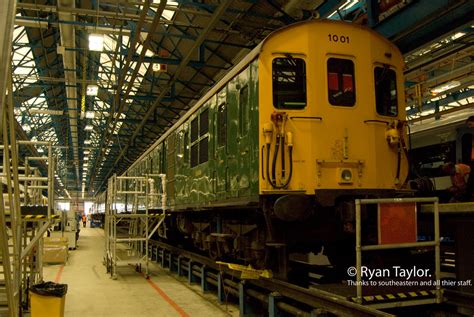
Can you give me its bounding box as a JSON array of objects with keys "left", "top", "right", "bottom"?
[
  {"left": 12, "top": 26, "right": 39, "bottom": 92},
  {"left": 151, "top": 1, "right": 179, "bottom": 21}
]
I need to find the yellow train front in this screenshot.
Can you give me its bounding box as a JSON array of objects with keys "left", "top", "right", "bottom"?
[
  {"left": 255, "top": 20, "right": 409, "bottom": 275},
  {"left": 259, "top": 19, "right": 408, "bottom": 200},
  {"left": 123, "top": 20, "right": 410, "bottom": 277}
]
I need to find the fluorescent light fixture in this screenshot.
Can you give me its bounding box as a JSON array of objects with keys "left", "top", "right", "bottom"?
[
  {"left": 84, "top": 124, "right": 94, "bottom": 131},
  {"left": 88, "top": 34, "right": 104, "bottom": 51},
  {"left": 431, "top": 80, "right": 461, "bottom": 94},
  {"left": 85, "top": 111, "right": 95, "bottom": 118},
  {"left": 84, "top": 150, "right": 90, "bottom": 155},
  {"left": 451, "top": 32, "right": 466, "bottom": 40},
  {"left": 86, "top": 85, "right": 98, "bottom": 96},
  {"left": 84, "top": 156, "right": 89, "bottom": 161},
  {"left": 84, "top": 140, "right": 92, "bottom": 145},
  {"left": 29, "top": 108, "right": 63, "bottom": 115}
]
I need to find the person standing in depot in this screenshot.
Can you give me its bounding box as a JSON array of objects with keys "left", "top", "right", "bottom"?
[
  {"left": 442, "top": 162, "right": 472, "bottom": 202},
  {"left": 82, "top": 214, "right": 87, "bottom": 228}
]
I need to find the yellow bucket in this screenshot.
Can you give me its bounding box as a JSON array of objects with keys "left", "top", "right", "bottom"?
[{"left": 30, "top": 292, "right": 66, "bottom": 317}]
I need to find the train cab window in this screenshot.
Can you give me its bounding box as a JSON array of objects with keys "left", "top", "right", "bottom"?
[
  {"left": 272, "top": 57, "right": 306, "bottom": 109},
  {"left": 374, "top": 66, "right": 398, "bottom": 116},
  {"left": 327, "top": 58, "right": 355, "bottom": 107}
]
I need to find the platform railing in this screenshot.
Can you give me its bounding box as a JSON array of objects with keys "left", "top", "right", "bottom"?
[{"left": 355, "top": 197, "right": 441, "bottom": 307}]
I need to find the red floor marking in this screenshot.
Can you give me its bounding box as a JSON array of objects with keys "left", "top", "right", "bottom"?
[
  {"left": 144, "top": 274, "right": 189, "bottom": 317},
  {"left": 54, "top": 265, "right": 64, "bottom": 283}
]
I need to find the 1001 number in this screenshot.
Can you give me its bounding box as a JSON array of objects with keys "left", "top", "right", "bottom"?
[{"left": 328, "top": 34, "right": 349, "bottom": 43}]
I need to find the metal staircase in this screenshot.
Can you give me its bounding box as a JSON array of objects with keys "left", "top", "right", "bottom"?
[{"left": 105, "top": 173, "right": 167, "bottom": 279}]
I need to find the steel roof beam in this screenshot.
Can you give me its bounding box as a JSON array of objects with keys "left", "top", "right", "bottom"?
[
  {"left": 406, "top": 89, "right": 474, "bottom": 116},
  {"left": 372, "top": 0, "right": 474, "bottom": 53},
  {"left": 57, "top": 0, "right": 80, "bottom": 186},
  {"left": 88, "top": 1, "right": 164, "bottom": 188},
  {"left": 97, "top": 0, "right": 233, "bottom": 191}
]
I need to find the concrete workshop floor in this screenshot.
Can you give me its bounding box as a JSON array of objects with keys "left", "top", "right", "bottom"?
[{"left": 42, "top": 226, "right": 238, "bottom": 317}]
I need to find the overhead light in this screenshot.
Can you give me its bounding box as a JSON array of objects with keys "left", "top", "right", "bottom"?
[
  {"left": 84, "top": 150, "right": 90, "bottom": 155},
  {"left": 88, "top": 34, "right": 104, "bottom": 51},
  {"left": 431, "top": 80, "right": 461, "bottom": 95},
  {"left": 451, "top": 32, "right": 466, "bottom": 40},
  {"left": 38, "top": 147, "right": 44, "bottom": 153},
  {"left": 84, "top": 125, "right": 94, "bottom": 131},
  {"left": 152, "top": 63, "right": 167, "bottom": 72},
  {"left": 85, "top": 111, "right": 95, "bottom": 118},
  {"left": 86, "top": 85, "right": 98, "bottom": 96},
  {"left": 22, "top": 124, "right": 31, "bottom": 132},
  {"left": 84, "top": 156, "right": 89, "bottom": 161},
  {"left": 84, "top": 140, "right": 92, "bottom": 145}
]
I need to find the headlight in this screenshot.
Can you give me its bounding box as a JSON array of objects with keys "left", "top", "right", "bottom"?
[
  {"left": 341, "top": 169, "right": 352, "bottom": 181},
  {"left": 338, "top": 168, "right": 353, "bottom": 184}
]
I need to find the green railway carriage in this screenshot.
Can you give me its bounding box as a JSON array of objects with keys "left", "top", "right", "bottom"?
[
  {"left": 128, "top": 58, "right": 262, "bottom": 209},
  {"left": 122, "top": 19, "right": 410, "bottom": 276}
]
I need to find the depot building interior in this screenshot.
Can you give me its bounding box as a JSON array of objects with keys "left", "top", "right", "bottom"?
[{"left": 0, "top": 0, "right": 473, "bottom": 316}]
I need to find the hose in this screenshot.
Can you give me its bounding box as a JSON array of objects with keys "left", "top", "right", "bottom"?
[
  {"left": 396, "top": 142, "right": 401, "bottom": 182},
  {"left": 271, "top": 134, "right": 280, "bottom": 182},
  {"left": 281, "top": 135, "right": 285, "bottom": 178},
  {"left": 266, "top": 142, "right": 293, "bottom": 189}
]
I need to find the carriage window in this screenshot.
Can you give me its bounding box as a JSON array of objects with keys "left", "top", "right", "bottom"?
[
  {"left": 374, "top": 66, "right": 398, "bottom": 116},
  {"left": 191, "top": 117, "right": 198, "bottom": 142},
  {"left": 190, "top": 108, "right": 209, "bottom": 167},
  {"left": 200, "top": 109, "right": 209, "bottom": 136},
  {"left": 272, "top": 58, "right": 306, "bottom": 109},
  {"left": 199, "top": 138, "right": 209, "bottom": 164},
  {"left": 327, "top": 58, "right": 355, "bottom": 107},
  {"left": 184, "top": 130, "right": 189, "bottom": 164},
  {"left": 217, "top": 103, "right": 227, "bottom": 147},
  {"left": 191, "top": 143, "right": 198, "bottom": 167},
  {"left": 239, "top": 85, "right": 249, "bottom": 135}
]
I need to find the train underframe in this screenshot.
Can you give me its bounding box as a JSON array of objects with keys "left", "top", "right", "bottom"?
[{"left": 155, "top": 189, "right": 424, "bottom": 282}]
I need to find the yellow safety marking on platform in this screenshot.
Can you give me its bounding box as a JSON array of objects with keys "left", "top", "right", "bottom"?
[
  {"left": 363, "top": 296, "right": 375, "bottom": 302},
  {"left": 386, "top": 294, "right": 396, "bottom": 300},
  {"left": 351, "top": 297, "right": 357, "bottom": 302},
  {"left": 419, "top": 291, "right": 429, "bottom": 296},
  {"left": 215, "top": 261, "right": 272, "bottom": 279},
  {"left": 375, "top": 295, "right": 385, "bottom": 301},
  {"left": 408, "top": 292, "right": 418, "bottom": 297},
  {"left": 397, "top": 293, "right": 407, "bottom": 298},
  {"left": 23, "top": 215, "right": 60, "bottom": 220}
]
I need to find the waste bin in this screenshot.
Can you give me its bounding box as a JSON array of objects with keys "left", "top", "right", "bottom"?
[{"left": 30, "top": 282, "right": 68, "bottom": 317}]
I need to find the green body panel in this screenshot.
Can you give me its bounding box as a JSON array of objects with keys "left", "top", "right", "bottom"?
[{"left": 127, "top": 60, "right": 260, "bottom": 211}]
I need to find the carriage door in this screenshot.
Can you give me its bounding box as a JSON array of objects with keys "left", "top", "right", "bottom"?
[
  {"left": 215, "top": 88, "right": 228, "bottom": 199},
  {"left": 166, "top": 133, "right": 175, "bottom": 205},
  {"left": 236, "top": 71, "right": 251, "bottom": 197}
]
